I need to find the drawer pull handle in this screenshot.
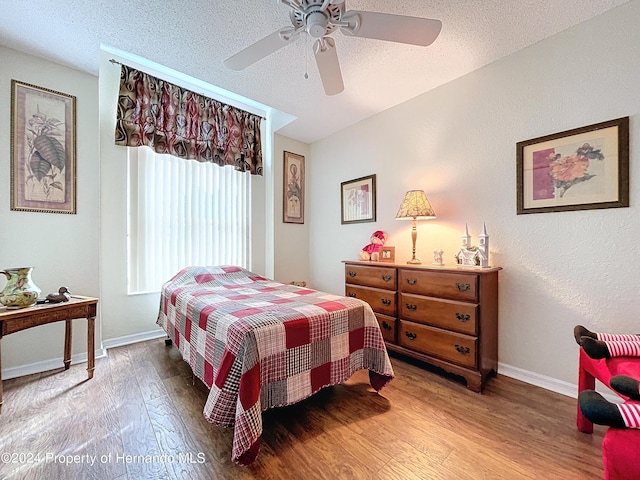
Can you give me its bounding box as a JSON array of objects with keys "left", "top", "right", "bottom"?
[
  {"left": 454, "top": 344, "right": 470, "bottom": 355},
  {"left": 381, "top": 298, "right": 391, "bottom": 306},
  {"left": 405, "top": 303, "right": 417, "bottom": 311},
  {"left": 347, "top": 292, "right": 356, "bottom": 298},
  {"left": 381, "top": 321, "right": 392, "bottom": 331},
  {"left": 406, "top": 278, "right": 417, "bottom": 285},
  {"left": 455, "top": 313, "right": 470, "bottom": 322},
  {"left": 405, "top": 331, "right": 417, "bottom": 340},
  {"left": 382, "top": 275, "right": 392, "bottom": 282},
  {"left": 456, "top": 283, "right": 471, "bottom": 292},
  {"left": 348, "top": 271, "right": 357, "bottom": 277}
]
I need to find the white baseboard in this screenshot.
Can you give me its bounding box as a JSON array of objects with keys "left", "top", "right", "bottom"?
[
  {"left": 2, "top": 347, "right": 107, "bottom": 380},
  {"left": 1, "top": 329, "right": 167, "bottom": 381},
  {"left": 499, "top": 362, "right": 576, "bottom": 397},
  {"left": 499, "top": 361, "right": 622, "bottom": 403},
  {"left": 102, "top": 328, "right": 167, "bottom": 349}
]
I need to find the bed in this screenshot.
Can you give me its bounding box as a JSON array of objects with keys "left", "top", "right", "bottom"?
[{"left": 156, "top": 265, "right": 395, "bottom": 464}]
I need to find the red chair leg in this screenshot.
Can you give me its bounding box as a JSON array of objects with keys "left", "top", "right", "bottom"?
[{"left": 577, "top": 349, "right": 596, "bottom": 433}]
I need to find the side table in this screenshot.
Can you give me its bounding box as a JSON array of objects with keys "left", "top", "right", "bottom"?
[{"left": 0, "top": 295, "right": 98, "bottom": 407}]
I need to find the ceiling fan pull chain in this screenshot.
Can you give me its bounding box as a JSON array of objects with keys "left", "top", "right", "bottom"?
[{"left": 304, "top": 33, "right": 309, "bottom": 79}]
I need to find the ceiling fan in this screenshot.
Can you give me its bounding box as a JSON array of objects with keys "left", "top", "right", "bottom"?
[{"left": 223, "top": 0, "right": 442, "bottom": 96}]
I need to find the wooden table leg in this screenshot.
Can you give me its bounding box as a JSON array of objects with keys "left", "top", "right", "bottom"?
[
  {"left": 64, "top": 319, "right": 72, "bottom": 370},
  {"left": 87, "top": 315, "right": 95, "bottom": 379},
  {"left": 0, "top": 337, "right": 3, "bottom": 407}
]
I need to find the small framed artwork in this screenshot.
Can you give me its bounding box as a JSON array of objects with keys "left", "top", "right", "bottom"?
[
  {"left": 380, "top": 246, "right": 395, "bottom": 263},
  {"left": 516, "top": 117, "right": 629, "bottom": 214},
  {"left": 341, "top": 174, "right": 376, "bottom": 224},
  {"left": 10, "top": 80, "right": 77, "bottom": 214},
  {"left": 283, "top": 151, "right": 305, "bottom": 224}
]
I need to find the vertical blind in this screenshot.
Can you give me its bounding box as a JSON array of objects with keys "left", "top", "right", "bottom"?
[{"left": 128, "top": 147, "right": 252, "bottom": 293}]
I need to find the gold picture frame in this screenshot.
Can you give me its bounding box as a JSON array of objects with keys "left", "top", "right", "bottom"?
[
  {"left": 283, "top": 151, "right": 304, "bottom": 224},
  {"left": 516, "top": 117, "right": 629, "bottom": 214},
  {"left": 10, "top": 80, "right": 77, "bottom": 214}
]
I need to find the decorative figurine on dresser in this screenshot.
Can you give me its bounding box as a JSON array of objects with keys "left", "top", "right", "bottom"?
[
  {"left": 344, "top": 239, "right": 500, "bottom": 392},
  {"left": 455, "top": 223, "right": 490, "bottom": 268},
  {"left": 432, "top": 249, "right": 444, "bottom": 266}
]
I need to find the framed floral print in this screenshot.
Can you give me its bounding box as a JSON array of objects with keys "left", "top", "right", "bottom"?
[
  {"left": 10, "top": 80, "right": 77, "bottom": 214},
  {"left": 516, "top": 117, "right": 629, "bottom": 214},
  {"left": 283, "top": 151, "right": 304, "bottom": 224}
]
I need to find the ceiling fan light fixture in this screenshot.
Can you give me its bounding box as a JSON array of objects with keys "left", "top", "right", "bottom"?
[{"left": 306, "top": 11, "right": 329, "bottom": 38}]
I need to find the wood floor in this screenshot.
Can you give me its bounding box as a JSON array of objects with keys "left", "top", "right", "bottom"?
[{"left": 0, "top": 339, "right": 605, "bottom": 480}]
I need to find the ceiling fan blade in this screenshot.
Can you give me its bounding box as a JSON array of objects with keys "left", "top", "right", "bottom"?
[
  {"left": 313, "top": 38, "right": 344, "bottom": 96},
  {"left": 223, "top": 27, "right": 299, "bottom": 71},
  {"left": 341, "top": 10, "right": 442, "bottom": 46}
]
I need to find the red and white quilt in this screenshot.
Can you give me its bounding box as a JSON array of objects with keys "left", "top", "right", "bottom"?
[{"left": 157, "top": 266, "right": 394, "bottom": 464}]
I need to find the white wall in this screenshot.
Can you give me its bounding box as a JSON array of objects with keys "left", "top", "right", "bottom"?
[
  {"left": 273, "top": 134, "right": 310, "bottom": 285},
  {"left": 97, "top": 51, "right": 164, "bottom": 343},
  {"left": 308, "top": 1, "right": 640, "bottom": 391},
  {"left": 0, "top": 46, "right": 100, "bottom": 371}
]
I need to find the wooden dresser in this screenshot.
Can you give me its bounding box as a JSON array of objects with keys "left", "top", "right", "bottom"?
[{"left": 344, "top": 261, "right": 500, "bottom": 392}]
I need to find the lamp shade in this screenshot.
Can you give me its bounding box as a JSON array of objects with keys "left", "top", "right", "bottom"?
[{"left": 395, "top": 190, "right": 436, "bottom": 220}]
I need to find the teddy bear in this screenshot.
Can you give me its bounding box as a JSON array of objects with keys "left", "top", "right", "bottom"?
[{"left": 359, "top": 230, "right": 388, "bottom": 261}]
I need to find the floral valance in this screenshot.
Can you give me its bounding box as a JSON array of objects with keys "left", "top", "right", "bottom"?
[{"left": 114, "top": 64, "right": 263, "bottom": 175}]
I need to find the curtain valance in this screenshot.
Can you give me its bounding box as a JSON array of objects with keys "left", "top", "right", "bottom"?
[{"left": 114, "top": 64, "right": 263, "bottom": 175}]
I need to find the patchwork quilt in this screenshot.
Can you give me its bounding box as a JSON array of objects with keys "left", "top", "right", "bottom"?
[{"left": 157, "top": 266, "right": 394, "bottom": 464}]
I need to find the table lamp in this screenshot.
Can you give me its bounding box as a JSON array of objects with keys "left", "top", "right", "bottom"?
[{"left": 395, "top": 190, "right": 436, "bottom": 264}]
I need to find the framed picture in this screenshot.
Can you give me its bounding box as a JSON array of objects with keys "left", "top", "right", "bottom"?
[
  {"left": 380, "top": 246, "right": 395, "bottom": 263},
  {"left": 283, "top": 151, "right": 304, "bottom": 224},
  {"left": 10, "top": 80, "right": 77, "bottom": 214},
  {"left": 341, "top": 174, "right": 376, "bottom": 224},
  {"left": 516, "top": 117, "right": 629, "bottom": 214}
]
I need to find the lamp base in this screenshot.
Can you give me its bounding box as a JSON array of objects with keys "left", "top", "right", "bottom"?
[{"left": 407, "top": 258, "right": 422, "bottom": 265}]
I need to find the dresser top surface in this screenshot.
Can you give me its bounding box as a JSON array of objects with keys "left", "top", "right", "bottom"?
[{"left": 343, "top": 260, "right": 502, "bottom": 274}]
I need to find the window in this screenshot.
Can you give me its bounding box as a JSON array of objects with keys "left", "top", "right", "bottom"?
[{"left": 127, "top": 147, "right": 251, "bottom": 293}]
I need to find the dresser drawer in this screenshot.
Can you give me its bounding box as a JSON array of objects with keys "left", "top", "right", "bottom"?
[
  {"left": 345, "top": 265, "right": 397, "bottom": 290},
  {"left": 400, "top": 293, "right": 478, "bottom": 336},
  {"left": 399, "top": 269, "right": 478, "bottom": 302},
  {"left": 399, "top": 321, "right": 478, "bottom": 368},
  {"left": 345, "top": 284, "right": 396, "bottom": 316},
  {"left": 375, "top": 313, "right": 396, "bottom": 343}
]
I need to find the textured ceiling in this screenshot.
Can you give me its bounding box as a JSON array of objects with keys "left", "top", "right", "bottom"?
[{"left": 0, "top": 0, "right": 630, "bottom": 143}]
